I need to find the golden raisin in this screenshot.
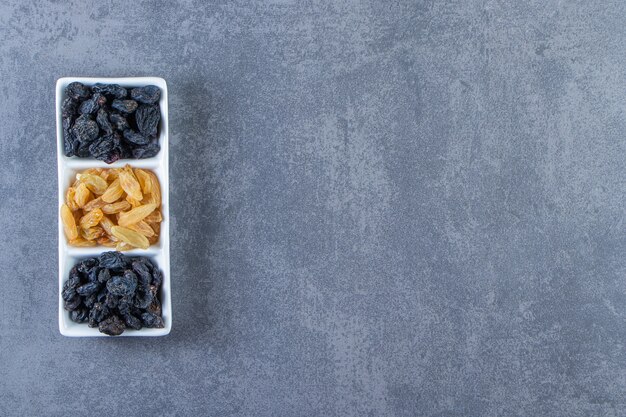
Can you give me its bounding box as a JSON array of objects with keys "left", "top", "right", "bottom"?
[
  {"left": 74, "top": 183, "right": 92, "bottom": 208},
  {"left": 61, "top": 204, "right": 78, "bottom": 240},
  {"left": 102, "top": 201, "right": 131, "bottom": 214},
  {"left": 144, "top": 210, "right": 162, "bottom": 224},
  {"left": 118, "top": 203, "right": 157, "bottom": 226},
  {"left": 68, "top": 237, "right": 97, "bottom": 247},
  {"left": 82, "top": 197, "right": 107, "bottom": 212},
  {"left": 127, "top": 220, "right": 155, "bottom": 237},
  {"left": 101, "top": 179, "right": 124, "bottom": 203},
  {"left": 79, "top": 173, "right": 108, "bottom": 195},
  {"left": 79, "top": 208, "right": 103, "bottom": 229},
  {"left": 111, "top": 226, "right": 149, "bottom": 249},
  {"left": 126, "top": 195, "right": 142, "bottom": 208},
  {"left": 119, "top": 165, "right": 143, "bottom": 201},
  {"left": 80, "top": 226, "right": 105, "bottom": 241}
]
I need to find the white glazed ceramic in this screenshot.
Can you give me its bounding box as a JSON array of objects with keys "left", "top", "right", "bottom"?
[{"left": 56, "top": 77, "right": 171, "bottom": 336}]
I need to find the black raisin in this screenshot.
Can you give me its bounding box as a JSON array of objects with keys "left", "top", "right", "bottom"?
[
  {"left": 76, "top": 281, "right": 100, "bottom": 296},
  {"left": 105, "top": 292, "right": 119, "bottom": 309},
  {"left": 141, "top": 312, "right": 164, "bottom": 328},
  {"left": 66, "top": 82, "right": 91, "bottom": 100},
  {"left": 84, "top": 294, "right": 97, "bottom": 309},
  {"left": 88, "top": 302, "right": 109, "bottom": 327},
  {"left": 123, "top": 129, "right": 150, "bottom": 145},
  {"left": 92, "top": 83, "right": 127, "bottom": 99},
  {"left": 99, "top": 315, "right": 126, "bottom": 336},
  {"left": 123, "top": 313, "right": 143, "bottom": 330},
  {"left": 132, "top": 260, "right": 152, "bottom": 287},
  {"left": 70, "top": 308, "right": 89, "bottom": 323},
  {"left": 132, "top": 140, "right": 160, "bottom": 159},
  {"left": 79, "top": 93, "right": 106, "bottom": 115},
  {"left": 64, "top": 296, "right": 82, "bottom": 311},
  {"left": 77, "top": 258, "right": 98, "bottom": 274},
  {"left": 135, "top": 104, "right": 160, "bottom": 137},
  {"left": 98, "top": 251, "right": 127, "bottom": 270},
  {"left": 61, "top": 97, "right": 79, "bottom": 118},
  {"left": 133, "top": 285, "right": 153, "bottom": 309},
  {"left": 96, "top": 108, "right": 113, "bottom": 135},
  {"left": 71, "top": 115, "right": 99, "bottom": 144},
  {"left": 130, "top": 85, "right": 161, "bottom": 104},
  {"left": 111, "top": 99, "right": 138, "bottom": 114},
  {"left": 118, "top": 295, "right": 133, "bottom": 315},
  {"left": 106, "top": 272, "right": 137, "bottom": 296},
  {"left": 151, "top": 267, "right": 163, "bottom": 287},
  {"left": 98, "top": 268, "right": 111, "bottom": 283},
  {"left": 62, "top": 281, "right": 77, "bottom": 301},
  {"left": 109, "top": 112, "right": 130, "bottom": 131},
  {"left": 89, "top": 135, "right": 116, "bottom": 162}
]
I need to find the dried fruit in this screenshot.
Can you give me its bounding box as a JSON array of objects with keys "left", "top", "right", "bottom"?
[
  {"left": 119, "top": 166, "right": 142, "bottom": 200},
  {"left": 74, "top": 183, "right": 92, "bottom": 208},
  {"left": 101, "top": 179, "right": 124, "bottom": 203},
  {"left": 111, "top": 99, "right": 138, "bottom": 114},
  {"left": 102, "top": 200, "right": 131, "bottom": 214},
  {"left": 62, "top": 82, "right": 161, "bottom": 162},
  {"left": 127, "top": 221, "right": 156, "bottom": 237},
  {"left": 130, "top": 85, "right": 161, "bottom": 104},
  {"left": 64, "top": 166, "right": 161, "bottom": 246},
  {"left": 82, "top": 197, "right": 107, "bottom": 212},
  {"left": 79, "top": 208, "right": 103, "bottom": 229},
  {"left": 111, "top": 226, "right": 149, "bottom": 249},
  {"left": 135, "top": 104, "right": 160, "bottom": 137},
  {"left": 118, "top": 203, "right": 157, "bottom": 227},
  {"left": 61, "top": 204, "right": 78, "bottom": 240}
]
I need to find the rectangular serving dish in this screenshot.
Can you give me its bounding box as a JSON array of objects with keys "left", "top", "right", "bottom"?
[{"left": 56, "top": 77, "right": 171, "bottom": 336}]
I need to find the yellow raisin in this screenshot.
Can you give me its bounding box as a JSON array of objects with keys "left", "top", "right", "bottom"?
[
  {"left": 127, "top": 220, "right": 155, "bottom": 237},
  {"left": 126, "top": 195, "right": 142, "bottom": 208},
  {"left": 115, "top": 242, "right": 134, "bottom": 252},
  {"left": 99, "top": 215, "right": 115, "bottom": 237},
  {"left": 97, "top": 237, "right": 117, "bottom": 247},
  {"left": 65, "top": 187, "right": 78, "bottom": 211},
  {"left": 146, "top": 171, "right": 161, "bottom": 207},
  {"left": 144, "top": 210, "right": 163, "bottom": 224},
  {"left": 80, "top": 226, "right": 105, "bottom": 241},
  {"left": 102, "top": 200, "right": 131, "bottom": 214},
  {"left": 69, "top": 237, "right": 97, "bottom": 247},
  {"left": 61, "top": 204, "right": 78, "bottom": 240},
  {"left": 74, "top": 183, "right": 92, "bottom": 208},
  {"left": 82, "top": 197, "right": 107, "bottom": 212},
  {"left": 148, "top": 234, "right": 159, "bottom": 245},
  {"left": 111, "top": 226, "right": 149, "bottom": 249},
  {"left": 79, "top": 208, "right": 103, "bottom": 229},
  {"left": 118, "top": 203, "right": 157, "bottom": 227},
  {"left": 80, "top": 173, "right": 108, "bottom": 195},
  {"left": 119, "top": 165, "right": 142, "bottom": 201},
  {"left": 101, "top": 179, "right": 124, "bottom": 203},
  {"left": 134, "top": 168, "right": 152, "bottom": 194}
]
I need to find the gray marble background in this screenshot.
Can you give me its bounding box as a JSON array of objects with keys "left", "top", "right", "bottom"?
[{"left": 1, "top": 1, "right": 625, "bottom": 416}]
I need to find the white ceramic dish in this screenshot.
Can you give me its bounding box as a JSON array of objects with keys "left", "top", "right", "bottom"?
[{"left": 56, "top": 77, "right": 171, "bottom": 337}]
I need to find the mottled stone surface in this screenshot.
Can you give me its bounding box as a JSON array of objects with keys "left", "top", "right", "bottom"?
[{"left": 1, "top": 1, "right": 625, "bottom": 416}]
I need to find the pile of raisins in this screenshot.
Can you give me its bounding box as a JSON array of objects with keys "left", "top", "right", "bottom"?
[
  {"left": 62, "top": 82, "right": 161, "bottom": 162},
  {"left": 62, "top": 252, "right": 165, "bottom": 335}
]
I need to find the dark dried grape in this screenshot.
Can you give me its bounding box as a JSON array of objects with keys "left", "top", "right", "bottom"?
[
  {"left": 72, "top": 115, "right": 99, "bottom": 143},
  {"left": 79, "top": 93, "right": 106, "bottom": 114},
  {"left": 96, "top": 108, "right": 113, "bottom": 135},
  {"left": 130, "top": 85, "right": 160, "bottom": 104},
  {"left": 98, "top": 268, "right": 111, "bottom": 283},
  {"left": 92, "top": 83, "right": 127, "bottom": 99},
  {"left": 64, "top": 296, "right": 82, "bottom": 311},
  {"left": 133, "top": 285, "right": 153, "bottom": 309},
  {"left": 89, "top": 135, "right": 116, "bottom": 161},
  {"left": 77, "top": 258, "right": 98, "bottom": 274},
  {"left": 76, "top": 281, "right": 100, "bottom": 296},
  {"left": 132, "top": 140, "right": 160, "bottom": 159},
  {"left": 66, "top": 82, "right": 90, "bottom": 100},
  {"left": 61, "top": 97, "right": 78, "bottom": 118},
  {"left": 62, "top": 282, "right": 77, "bottom": 301},
  {"left": 141, "top": 312, "right": 164, "bottom": 328},
  {"left": 105, "top": 293, "right": 119, "bottom": 309},
  {"left": 70, "top": 308, "right": 89, "bottom": 323},
  {"left": 132, "top": 260, "right": 152, "bottom": 287},
  {"left": 88, "top": 302, "right": 109, "bottom": 327},
  {"left": 117, "top": 295, "right": 133, "bottom": 315},
  {"left": 111, "top": 99, "right": 138, "bottom": 114},
  {"left": 123, "top": 313, "right": 143, "bottom": 330},
  {"left": 68, "top": 266, "right": 82, "bottom": 287},
  {"left": 98, "top": 251, "right": 127, "bottom": 270},
  {"left": 135, "top": 104, "right": 160, "bottom": 137},
  {"left": 151, "top": 268, "right": 163, "bottom": 287},
  {"left": 106, "top": 272, "right": 137, "bottom": 296},
  {"left": 84, "top": 294, "right": 97, "bottom": 309},
  {"left": 109, "top": 112, "right": 130, "bottom": 131},
  {"left": 123, "top": 129, "right": 150, "bottom": 145},
  {"left": 99, "top": 315, "right": 126, "bottom": 336}
]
